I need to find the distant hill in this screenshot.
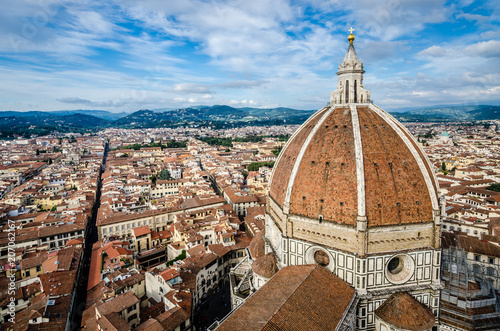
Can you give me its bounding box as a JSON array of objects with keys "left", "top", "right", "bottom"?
[
  {"left": 0, "top": 113, "right": 109, "bottom": 138},
  {"left": 50, "top": 110, "right": 130, "bottom": 121},
  {"left": 390, "top": 105, "right": 500, "bottom": 121},
  {"left": 1, "top": 104, "right": 499, "bottom": 138},
  {"left": 0, "top": 109, "right": 130, "bottom": 121},
  {"left": 112, "top": 104, "right": 500, "bottom": 129},
  {"left": 111, "top": 106, "right": 317, "bottom": 129}
]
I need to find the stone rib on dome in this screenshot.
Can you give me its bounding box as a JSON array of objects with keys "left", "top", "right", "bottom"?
[
  {"left": 269, "top": 104, "right": 438, "bottom": 227},
  {"left": 268, "top": 106, "right": 330, "bottom": 207}
]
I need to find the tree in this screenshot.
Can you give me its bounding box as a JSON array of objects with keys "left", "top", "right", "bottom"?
[
  {"left": 150, "top": 174, "right": 157, "bottom": 185},
  {"left": 225, "top": 148, "right": 231, "bottom": 152},
  {"left": 70, "top": 135, "right": 76, "bottom": 143},
  {"left": 51, "top": 205, "right": 57, "bottom": 211},
  {"left": 36, "top": 149, "right": 40, "bottom": 156},
  {"left": 487, "top": 183, "right": 500, "bottom": 192},
  {"left": 158, "top": 169, "right": 172, "bottom": 180},
  {"left": 441, "top": 162, "right": 446, "bottom": 171},
  {"left": 247, "top": 161, "right": 275, "bottom": 172},
  {"left": 48, "top": 158, "right": 53, "bottom": 165},
  {"left": 272, "top": 145, "right": 283, "bottom": 156},
  {"left": 166, "top": 250, "right": 187, "bottom": 267},
  {"left": 424, "top": 130, "right": 434, "bottom": 139}
]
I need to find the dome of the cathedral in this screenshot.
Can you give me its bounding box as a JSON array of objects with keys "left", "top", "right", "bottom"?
[
  {"left": 267, "top": 32, "right": 439, "bottom": 232},
  {"left": 268, "top": 104, "right": 439, "bottom": 228},
  {"left": 248, "top": 231, "right": 265, "bottom": 259},
  {"left": 252, "top": 252, "right": 279, "bottom": 279}
]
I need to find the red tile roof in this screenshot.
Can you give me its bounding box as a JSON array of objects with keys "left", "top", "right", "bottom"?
[
  {"left": 160, "top": 268, "right": 180, "bottom": 282},
  {"left": 218, "top": 265, "right": 356, "bottom": 331},
  {"left": 375, "top": 292, "right": 435, "bottom": 330},
  {"left": 269, "top": 105, "right": 436, "bottom": 228},
  {"left": 133, "top": 226, "right": 151, "bottom": 237}
]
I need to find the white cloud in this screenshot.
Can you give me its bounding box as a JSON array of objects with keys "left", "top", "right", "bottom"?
[
  {"left": 346, "top": 0, "right": 453, "bottom": 41},
  {"left": 418, "top": 45, "right": 448, "bottom": 57},
  {"left": 465, "top": 40, "right": 500, "bottom": 58},
  {"left": 173, "top": 83, "right": 212, "bottom": 94},
  {"left": 228, "top": 99, "right": 259, "bottom": 107},
  {"left": 456, "top": 12, "right": 490, "bottom": 23}
]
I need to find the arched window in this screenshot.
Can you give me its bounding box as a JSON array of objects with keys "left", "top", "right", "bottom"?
[
  {"left": 345, "top": 80, "right": 349, "bottom": 103},
  {"left": 354, "top": 80, "right": 357, "bottom": 103}
]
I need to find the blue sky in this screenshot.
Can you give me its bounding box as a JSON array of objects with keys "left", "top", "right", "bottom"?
[{"left": 0, "top": 0, "right": 499, "bottom": 113}]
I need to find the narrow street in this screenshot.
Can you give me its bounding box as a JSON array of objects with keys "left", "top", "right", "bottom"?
[
  {"left": 66, "top": 141, "right": 108, "bottom": 330},
  {"left": 194, "top": 281, "right": 232, "bottom": 331}
]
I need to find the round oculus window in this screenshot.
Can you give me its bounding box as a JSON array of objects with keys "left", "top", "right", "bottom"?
[
  {"left": 385, "top": 254, "right": 414, "bottom": 284},
  {"left": 387, "top": 256, "right": 404, "bottom": 274},
  {"left": 305, "top": 246, "right": 334, "bottom": 271},
  {"left": 314, "top": 250, "right": 330, "bottom": 267}
]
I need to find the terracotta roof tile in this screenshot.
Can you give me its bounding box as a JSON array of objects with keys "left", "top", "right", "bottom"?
[
  {"left": 269, "top": 107, "right": 329, "bottom": 206},
  {"left": 251, "top": 252, "right": 278, "bottom": 278},
  {"left": 218, "top": 265, "right": 356, "bottom": 331},
  {"left": 157, "top": 306, "right": 190, "bottom": 331},
  {"left": 248, "top": 231, "right": 265, "bottom": 259},
  {"left": 133, "top": 226, "right": 151, "bottom": 237},
  {"left": 375, "top": 292, "right": 435, "bottom": 330},
  {"left": 270, "top": 105, "right": 437, "bottom": 228}
]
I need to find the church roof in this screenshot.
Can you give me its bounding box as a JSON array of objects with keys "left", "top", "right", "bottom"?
[
  {"left": 375, "top": 292, "right": 435, "bottom": 330},
  {"left": 269, "top": 104, "right": 439, "bottom": 228},
  {"left": 218, "top": 265, "right": 356, "bottom": 331}
]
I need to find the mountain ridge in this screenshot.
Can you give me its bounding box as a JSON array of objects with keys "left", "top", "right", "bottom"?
[{"left": 1, "top": 104, "right": 499, "bottom": 138}]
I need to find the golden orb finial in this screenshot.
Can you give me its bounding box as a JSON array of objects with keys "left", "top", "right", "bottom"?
[{"left": 348, "top": 27, "right": 355, "bottom": 44}]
